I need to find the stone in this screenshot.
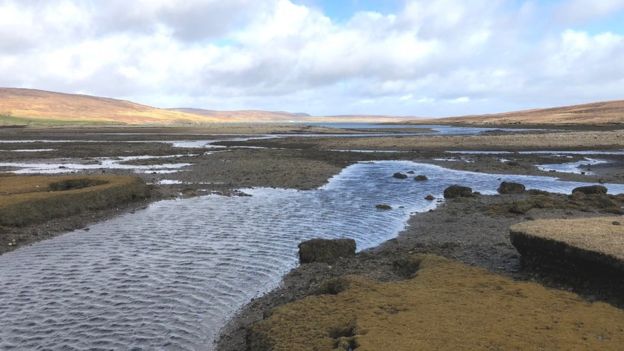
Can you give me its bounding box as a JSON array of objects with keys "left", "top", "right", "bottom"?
[
  {"left": 298, "top": 238, "right": 356, "bottom": 264},
  {"left": 393, "top": 172, "right": 408, "bottom": 179},
  {"left": 572, "top": 185, "right": 608, "bottom": 195},
  {"left": 414, "top": 175, "right": 428, "bottom": 181},
  {"left": 497, "top": 181, "right": 526, "bottom": 194},
  {"left": 443, "top": 185, "right": 473, "bottom": 199}
]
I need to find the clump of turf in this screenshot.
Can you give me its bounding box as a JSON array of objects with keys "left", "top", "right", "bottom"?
[
  {"left": 510, "top": 217, "right": 624, "bottom": 273},
  {"left": 0, "top": 175, "right": 149, "bottom": 226},
  {"left": 248, "top": 255, "right": 624, "bottom": 351}
]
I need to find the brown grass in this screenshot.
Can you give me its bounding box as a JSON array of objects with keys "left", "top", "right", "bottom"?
[
  {"left": 250, "top": 255, "right": 624, "bottom": 351},
  {"left": 265, "top": 130, "right": 624, "bottom": 151},
  {"left": 412, "top": 100, "right": 624, "bottom": 125},
  {"left": 0, "top": 175, "right": 149, "bottom": 226},
  {"left": 511, "top": 217, "right": 624, "bottom": 261},
  {"left": 0, "top": 88, "right": 221, "bottom": 124}
]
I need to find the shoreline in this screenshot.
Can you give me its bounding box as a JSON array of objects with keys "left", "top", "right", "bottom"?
[{"left": 216, "top": 190, "right": 624, "bottom": 350}]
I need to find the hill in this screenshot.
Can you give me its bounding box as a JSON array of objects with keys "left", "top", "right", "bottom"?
[
  {"left": 0, "top": 88, "right": 222, "bottom": 125},
  {"left": 411, "top": 100, "right": 624, "bottom": 126},
  {"left": 171, "top": 108, "right": 310, "bottom": 123}
]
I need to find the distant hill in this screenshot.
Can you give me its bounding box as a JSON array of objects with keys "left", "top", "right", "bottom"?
[
  {"left": 0, "top": 88, "right": 411, "bottom": 125},
  {"left": 0, "top": 88, "right": 227, "bottom": 125},
  {"left": 171, "top": 108, "right": 310, "bottom": 122},
  {"left": 410, "top": 100, "right": 624, "bottom": 126}
]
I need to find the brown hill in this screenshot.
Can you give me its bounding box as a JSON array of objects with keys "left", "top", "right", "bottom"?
[
  {"left": 411, "top": 100, "right": 624, "bottom": 126},
  {"left": 172, "top": 108, "right": 309, "bottom": 123},
  {"left": 0, "top": 88, "right": 220, "bottom": 124}
]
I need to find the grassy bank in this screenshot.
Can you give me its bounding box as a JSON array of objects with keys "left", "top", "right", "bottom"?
[
  {"left": 0, "top": 175, "right": 149, "bottom": 227},
  {"left": 249, "top": 254, "right": 624, "bottom": 350}
]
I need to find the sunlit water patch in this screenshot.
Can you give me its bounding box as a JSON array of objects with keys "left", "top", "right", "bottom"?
[
  {"left": 1, "top": 161, "right": 624, "bottom": 350},
  {"left": 0, "top": 154, "right": 196, "bottom": 174},
  {"left": 538, "top": 158, "right": 609, "bottom": 175}
]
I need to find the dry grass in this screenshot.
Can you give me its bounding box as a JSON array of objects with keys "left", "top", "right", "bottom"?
[
  {"left": 250, "top": 255, "right": 624, "bottom": 351},
  {"left": 412, "top": 100, "right": 624, "bottom": 125},
  {"left": 511, "top": 217, "right": 624, "bottom": 261},
  {"left": 265, "top": 130, "right": 624, "bottom": 151},
  {"left": 0, "top": 175, "right": 149, "bottom": 226},
  {"left": 0, "top": 88, "right": 221, "bottom": 124}
]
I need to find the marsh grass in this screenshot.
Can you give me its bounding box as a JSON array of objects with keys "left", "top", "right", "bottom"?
[
  {"left": 249, "top": 255, "right": 624, "bottom": 350},
  {"left": 0, "top": 175, "right": 149, "bottom": 226}
]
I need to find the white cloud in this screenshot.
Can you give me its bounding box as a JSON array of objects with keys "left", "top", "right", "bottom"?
[{"left": 0, "top": 0, "right": 623, "bottom": 116}]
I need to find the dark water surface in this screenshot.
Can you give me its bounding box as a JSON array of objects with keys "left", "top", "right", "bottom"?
[{"left": 1, "top": 161, "right": 623, "bottom": 350}]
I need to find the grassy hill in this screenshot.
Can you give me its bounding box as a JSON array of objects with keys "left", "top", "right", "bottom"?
[
  {"left": 411, "top": 100, "right": 624, "bottom": 126},
  {"left": 0, "top": 88, "right": 222, "bottom": 125},
  {"left": 171, "top": 108, "right": 310, "bottom": 123}
]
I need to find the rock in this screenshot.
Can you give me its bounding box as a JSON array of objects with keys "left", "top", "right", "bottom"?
[
  {"left": 376, "top": 204, "right": 392, "bottom": 210},
  {"left": 572, "top": 185, "right": 608, "bottom": 195},
  {"left": 497, "top": 181, "right": 526, "bottom": 194},
  {"left": 443, "top": 185, "right": 473, "bottom": 199},
  {"left": 407, "top": 171, "right": 415, "bottom": 174},
  {"left": 414, "top": 175, "right": 428, "bottom": 181},
  {"left": 393, "top": 172, "right": 408, "bottom": 179},
  {"left": 298, "top": 238, "right": 356, "bottom": 264},
  {"left": 504, "top": 160, "right": 520, "bottom": 166},
  {"left": 425, "top": 194, "right": 435, "bottom": 201}
]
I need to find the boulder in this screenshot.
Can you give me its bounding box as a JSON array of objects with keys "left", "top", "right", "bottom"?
[
  {"left": 414, "top": 175, "right": 428, "bottom": 181},
  {"left": 393, "top": 172, "right": 408, "bottom": 179},
  {"left": 443, "top": 185, "right": 473, "bottom": 199},
  {"left": 376, "top": 204, "right": 392, "bottom": 210},
  {"left": 298, "top": 238, "right": 356, "bottom": 264},
  {"left": 572, "top": 185, "right": 608, "bottom": 195},
  {"left": 425, "top": 194, "right": 435, "bottom": 201},
  {"left": 497, "top": 181, "right": 526, "bottom": 194}
]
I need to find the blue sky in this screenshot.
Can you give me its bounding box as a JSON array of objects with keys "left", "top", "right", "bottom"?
[{"left": 1, "top": 0, "right": 623, "bottom": 117}]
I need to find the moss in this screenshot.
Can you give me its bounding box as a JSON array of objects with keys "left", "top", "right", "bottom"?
[
  {"left": 249, "top": 255, "right": 624, "bottom": 351},
  {"left": 0, "top": 175, "right": 149, "bottom": 226}
]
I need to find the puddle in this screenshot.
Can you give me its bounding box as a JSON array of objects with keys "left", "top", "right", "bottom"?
[
  {"left": 537, "top": 158, "right": 609, "bottom": 175},
  {"left": 2, "top": 149, "right": 56, "bottom": 152},
  {"left": 0, "top": 155, "right": 195, "bottom": 174},
  {"left": 1, "top": 161, "right": 623, "bottom": 350}
]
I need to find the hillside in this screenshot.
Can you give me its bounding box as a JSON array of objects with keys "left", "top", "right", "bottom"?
[
  {"left": 172, "top": 108, "right": 310, "bottom": 123},
  {"left": 411, "top": 100, "right": 624, "bottom": 126},
  {"left": 0, "top": 88, "right": 220, "bottom": 125}
]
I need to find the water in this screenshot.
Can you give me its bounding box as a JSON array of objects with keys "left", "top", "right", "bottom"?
[
  {"left": 538, "top": 158, "right": 609, "bottom": 175},
  {"left": 306, "top": 123, "right": 538, "bottom": 135},
  {"left": 1, "top": 161, "right": 624, "bottom": 350},
  {"left": 0, "top": 154, "right": 196, "bottom": 174}
]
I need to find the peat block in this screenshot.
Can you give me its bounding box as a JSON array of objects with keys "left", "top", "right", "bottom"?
[
  {"left": 510, "top": 217, "right": 624, "bottom": 278},
  {"left": 298, "top": 238, "right": 356, "bottom": 264}
]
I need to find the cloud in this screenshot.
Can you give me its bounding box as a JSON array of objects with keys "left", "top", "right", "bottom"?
[
  {"left": 0, "top": 0, "right": 623, "bottom": 116},
  {"left": 557, "top": 0, "right": 624, "bottom": 23}
]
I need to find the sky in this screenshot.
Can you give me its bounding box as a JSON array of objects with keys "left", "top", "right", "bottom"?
[{"left": 0, "top": 0, "right": 623, "bottom": 117}]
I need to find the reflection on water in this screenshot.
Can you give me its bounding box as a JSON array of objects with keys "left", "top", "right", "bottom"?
[
  {"left": 538, "top": 158, "right": 608, "bottom": 175},
  {"left": 1, "top": 161, "right": 623, "bottom": 350},
  {"left": 0, "top": 154, "right": 196, "bottom": 174}
]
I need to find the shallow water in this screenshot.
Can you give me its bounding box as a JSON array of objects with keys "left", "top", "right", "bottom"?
[
  {"left": 1, "top": 161, "right": 624, "bottom": 350},
  {"left": 538, "top": 158, "right": 608, "bottom": 175},
  {"left": 0, "top": 154, "right": 196, "bottom": 174}
]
